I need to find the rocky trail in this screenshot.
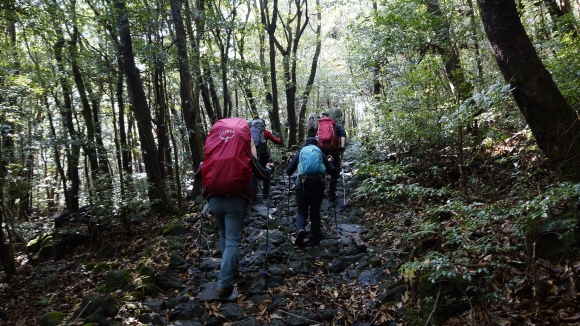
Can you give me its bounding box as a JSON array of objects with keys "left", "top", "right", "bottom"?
[
  {"left": 4, "top": 155, "right": 404, "bottom": 326},
  {"left": 126, "top": 159, "right": 401, "bottom": 326}
]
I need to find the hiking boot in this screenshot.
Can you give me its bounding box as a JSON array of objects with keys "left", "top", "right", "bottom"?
[
  {"left": 295, "top": 230, "right": 307, "bottom": 249},
  {"left": 216, "top": 287, "right": 233, "bottom": 297}
]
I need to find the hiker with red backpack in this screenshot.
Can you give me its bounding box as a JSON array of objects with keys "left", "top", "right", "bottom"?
[
  {"left": 317, "top": 110, "right": 347, "bottom": 201},
  {"left": 286, "top": 137, "right": 336, "bottom": 249},
  {"left": 249, "top": 118, "right": 282, "bottom": 203},
  {"left": 199, "top": 117, "right": 274, "bottom": 297}
]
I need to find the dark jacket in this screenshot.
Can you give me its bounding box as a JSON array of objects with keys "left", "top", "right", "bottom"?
[{"left": 285, "top": 138, "right": 336, "bottom": 190}]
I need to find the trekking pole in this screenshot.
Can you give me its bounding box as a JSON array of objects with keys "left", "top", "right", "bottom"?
[
  {"left": 198, "top": 202, "right": 209, "bottom": 289},
  {"left": 287, "top": 174, "right": 291, "bottom": 218},
  {"left": 265, "top": 188, "right": 270, "bottom": 276},
  {"left": 341, "top": 153, "right": 347, "bottom": 207},
  {"left": 264, "top": 168, "right": 273, "bottom": 276},
  {"left": 333, "top": 197, "right": 338, "bottom": 229}
]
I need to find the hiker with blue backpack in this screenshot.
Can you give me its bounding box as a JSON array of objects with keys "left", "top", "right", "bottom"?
[
  {"left": 286, "top": 137, "right": 336, "bottom": 249},
  {"left": 199, "top": 117, "right": 274, "bottom": 297},
  {"left": 249, "top": 118, "right": 282, "bottom": 203}
]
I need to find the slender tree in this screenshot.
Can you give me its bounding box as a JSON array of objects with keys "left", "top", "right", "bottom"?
[
  {"left": 272, "top": 0, "right": 310, "bottom": 147},
  {"left": 170, "top": 0, "right": 204, "bottom": 195},
  {"left": 68, "top": 26, "right": 101, "bottom": 182},
  {"left": 54, "top": 23, "right": 81, "bottom": 212},
  {"left": 0, "top": 127, "right": 16, "bottom": 277},
  {"left": 260, "top": 0, "right": 282, "bottom": 135},
  {"left": 297, "top": 0, "right": 322, "bottom": 142},
  {"left": 114, "top": 0, "right": 171, "bottom": 216}
]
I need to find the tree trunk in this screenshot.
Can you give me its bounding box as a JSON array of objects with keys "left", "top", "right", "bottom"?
[
  {"left": 168, "top": 112, "right": 182, "bottom": 210},
  {"left": 170, "top": 0, "right": 204, "bottom": 196},
  {"left": 478, "top": 0, "right": 580, "bottom": 182},
  {"left": 115, "top": 0, "right": 170, "bottom": 216},
  {"left": 186, "top": 0, "right": 211, "bottom": 139},
  {"left": 45, "top": 98, "right": 68, "bottom": 210},
  {"left": 371, "top": 0, "right": 382, "bottom": 97},
  {"left": 68, "top": 27, "right": 101, "bottom": 182},
  {"left": 108, "top": 68, "right": 131, "bottom": 233},
  {"left": 87, "top": 85, "right": 111, "bottom": 178},
  {"left": 0, "top": 130, "right": 16, "bottom": 278},
  {"left": 117, "top": 60, "right": 131, "bottom": 175},
  {"left": 258, "top": 27, "right": 273, "bottom": 121},
  {"left": 54, "top": 33, "right": 81, "bottom": 212},
  {"left": 260, "top": 0, "right": 282, "bottom": 135},
  {"left": 199, "top": 73, "right": 216, "bottom": 123},
  {"left": 284, "top": 62, "right": 298, "bottom": 147},
  {"left": 272, "top": 0, "right": 309, "bottom": 147},
  {"left": 297, "top": 0, "right": 321, "bottom": 143},
  {"left": 153, "top": 64, "right": 168, "bottom": 179}
]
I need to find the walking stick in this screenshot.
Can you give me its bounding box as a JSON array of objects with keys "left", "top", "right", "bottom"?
[
  {"left": 341, "top": 153, "right": 347, "bottom": 207},
  {"left": 287, "top": 174, "right": 291, "bottom": 218},
  {"left": 264, "top": 166, "right": 273, "bottom": 276},
  {"left": 198, "top": 202, "right": 209, "bottom": 288},
  {"left": 333, "top": 197, "right": 337, "bottom": 228}
]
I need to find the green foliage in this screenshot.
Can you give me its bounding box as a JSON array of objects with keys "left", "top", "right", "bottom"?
[{"left": 354, "top": 161, "right": 450, "bottom": 207}]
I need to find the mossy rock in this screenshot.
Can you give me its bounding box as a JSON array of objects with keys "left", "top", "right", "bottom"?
[
  {"left": 136, "top": 263, "right": 158, "bottom": 295},
  {"left": 162, "top": 221, "right": 189, "bottom": 236},
  {"left": 126, "top": 291, "right": 145, "bottom": 301},
  {"left": 40, "top": 235, "right": 54, "bottom": 247},
  {"left": 73, "top": 293, "right": 120, "bottom": 319},
  {"left": 95, "top": 243, "right": 114, "bottom": 260},
  {"left": 162, "top": 236, "right": 185, "bottom": 252},
  {"left": 38, "top": 236, "right": 55, "bottom": 259},
  {"left": 92, "top": 262, "right": 110, "bottom": 274},
  {"left": 137, "top": 263, "right": 157, "bottom": 277},
  {"left": 96, "top": 283, "right": 107, "bottom": 293},
  {"left": 51, "top": 228, "right": 90, "bottom": 258},
  {"left": 398, "top": 305, "right": 423, "bottom": 326},
  {"left": 532, "top": 215, "right": 580, "bottom": 263},
  {"left": 418, "top": 270, "right": 473, "bottom": 326},
  {"left": 202, "top": 221, "right": 219, "bottom": 234},
  {"left": 38, "top": 311, "right": 63, "bottom": 326},
  {"left": 27, "top": 233, "right": 51, "bottom": 253},
  {"left": 368, "top": 255, "right": 383, "bottom": 268},
  {"left": 83, "top": 253, "right": 95, "bottom": 265},
  {"left": 103, "top": 269, "right": 132, "bottom": 292}
]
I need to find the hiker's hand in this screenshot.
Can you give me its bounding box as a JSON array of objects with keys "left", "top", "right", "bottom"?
[
  {"left": 266, "top": 163, "right": 275, "bottom": 170},
  {"left": 338, "top": 147, "right": 345, "bottom": 153},
  {"left": 327, "top": 155, "right": 334, "bottom": 162},
  {"left": 288, "top": 154, "right": 295, "bottom": 163}
]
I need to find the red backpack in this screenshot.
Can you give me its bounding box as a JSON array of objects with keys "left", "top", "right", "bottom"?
[
  {"left": 201, "top": 118, "right": 253, "bottom": 198},
  {"left": 316, "top": 117, "right": 339, "bottom": 155}
]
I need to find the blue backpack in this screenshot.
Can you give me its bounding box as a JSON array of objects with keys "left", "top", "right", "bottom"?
[
  {"left": 298, "top": 145, "right": 326, "bottom": 175},
  {"left": 297, "top": 145, "right": 326, "bottom": 189}
]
